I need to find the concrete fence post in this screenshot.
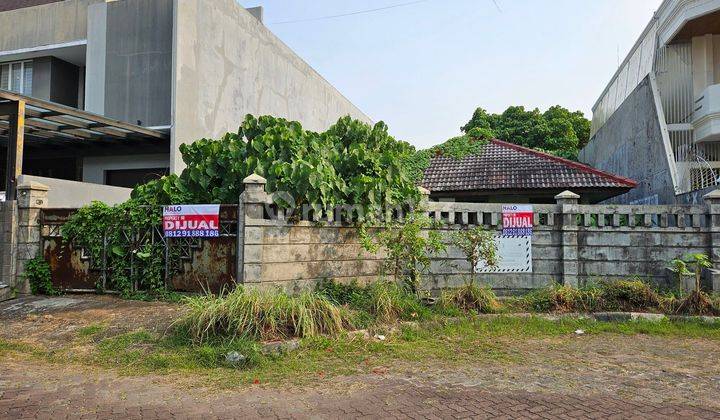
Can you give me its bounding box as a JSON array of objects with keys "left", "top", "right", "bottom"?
[
  {"left": 15, "top": 180, "right": 49, "bottom": 293},
  {"left": 0, "top": 200, "right": 19, "bottom": 301},
  {"left": 703, "top": 189, "right": 720, "bottom": 291},
  {"left": 237, "top": 174, "right": 268, "bottom": 285},
  {"left": 555, "top": 190, "right": 580, "bottom": 288},
  {"left": 417, "top": 186, "right": 431, "bottom": 212}
]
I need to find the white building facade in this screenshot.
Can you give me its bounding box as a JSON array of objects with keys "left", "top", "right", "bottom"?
[
  {"left": 0, "top": 0, "right": 369, "bottom": 193},
  {"left": 580, "top": 0, "right": 720, "bottom": 204}
]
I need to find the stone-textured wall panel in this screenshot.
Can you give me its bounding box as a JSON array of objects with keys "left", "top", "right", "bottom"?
[
  {"left": 259, "top": 243, "right": 385, "bottom": 263},
  {"left": 259, "top": 259, "right": 386, "bottom": 283}
]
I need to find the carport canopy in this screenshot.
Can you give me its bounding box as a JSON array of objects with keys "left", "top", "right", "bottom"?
[{"left": 0, "top": 89, "right": 170, "bottom": 200}]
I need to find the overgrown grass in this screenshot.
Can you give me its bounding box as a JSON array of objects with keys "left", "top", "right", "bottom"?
[
  {"left": 119, "top": 278, "right": 720, "bottom": 356},
  {"left": 3, "top": 315, "right": 720, "bottom": 387},
  {"left": 517, "top": 280, "right": 675, "bottom": 314},
  {"left": 175, "top": 287, "right": 346, "bottom": 342},
  {"left": 438, "top": 284, "right": 500, "bottom": 313},
  {"left": 316, "top": 279, "right": 431, "bottom": 324},
  {"left": 600, "top": 280, "right": 662, "bottom": 311},
  {"left": 320, "top": 278, "right": 720, "bottom": 323}
]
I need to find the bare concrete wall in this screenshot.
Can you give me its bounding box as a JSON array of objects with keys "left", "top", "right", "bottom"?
[
  {"left": 580, "top": 76, "right": 678, "bottom": 204},
  {"left": 31, "top": 56, "right": 80, "bottom": 106},
  {"left": 18, "top": 175, "right": 131, "bottom": 207},
  {"left": 81, "top": 154, "right": 170, "bottom": 185},
  {"left": 171, "top": 0, "right": 371, "bottom": 172},
  {"left": 0, "top": 0, "right": 64, "bottom": 12},
  {"left": 0, "top": 0, "right": 101, "bottom": 52},
  {"left": 104, "top": 0, "right": 173, "bottom": 127}
]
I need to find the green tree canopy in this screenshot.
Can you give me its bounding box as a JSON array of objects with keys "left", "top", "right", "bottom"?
[
  {"left": 132, "top": 115, "right": 419, "bottom": 222},
  {"left": 461, "top": 105, "right": 590, "bottom": 160}
]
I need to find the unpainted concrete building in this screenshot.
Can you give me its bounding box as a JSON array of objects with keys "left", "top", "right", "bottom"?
[
  {"left": 0, "top": 0, "right": 369, "bottom": 194},
  {"left": 580, "top": 0, "right": 720, "bottom": 204}
]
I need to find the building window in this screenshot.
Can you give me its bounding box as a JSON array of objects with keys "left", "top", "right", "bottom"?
[{"left": 0, "top": 60, "right": 33, "bottom": 95}]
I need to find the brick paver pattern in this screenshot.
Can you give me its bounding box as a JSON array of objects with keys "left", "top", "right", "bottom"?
[{"left": 1, "top": 363, "right": 718, "bottom": 420}]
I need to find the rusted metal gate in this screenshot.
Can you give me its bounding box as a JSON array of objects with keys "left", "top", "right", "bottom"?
[{"left": 40, "top": 205, "right": 238, "bottom": 294}]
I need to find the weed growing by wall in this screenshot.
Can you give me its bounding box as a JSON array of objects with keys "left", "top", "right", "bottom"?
[{"left": 25, "top": 256, "right": 58, "bottom": 296}]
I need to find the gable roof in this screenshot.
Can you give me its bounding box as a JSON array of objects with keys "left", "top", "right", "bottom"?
[{"left": 421, "top": 139, "right": 637, "bottom": 193}]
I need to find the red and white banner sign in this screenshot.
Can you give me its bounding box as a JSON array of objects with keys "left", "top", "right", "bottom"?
[
  {"left": 502, "top": 204, "right": 533, "bottom": 236},
  {"left": 163, "top": 205, "right": 220, "bottom": 238}
]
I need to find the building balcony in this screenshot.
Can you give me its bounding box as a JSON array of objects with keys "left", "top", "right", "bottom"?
[{"left": 693, "top": 84, "right": 720, "bottom": 143}]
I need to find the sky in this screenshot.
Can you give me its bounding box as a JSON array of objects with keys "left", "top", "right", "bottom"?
[{"left": 242, "top": 0, "right": 661, "bottom": 149}]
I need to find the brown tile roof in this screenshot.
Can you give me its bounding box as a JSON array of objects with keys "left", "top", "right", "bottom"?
[{"left": 421, "top": 139, "right": 637, "bottom": 192}]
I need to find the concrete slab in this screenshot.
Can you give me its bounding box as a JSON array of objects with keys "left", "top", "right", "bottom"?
[{"left": 0, "top": 296, "right": 83, "bottom": 315}]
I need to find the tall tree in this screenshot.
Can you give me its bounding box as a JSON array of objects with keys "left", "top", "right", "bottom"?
[{"left": 461, "top": 105, "right": 591, "bottom": 160}]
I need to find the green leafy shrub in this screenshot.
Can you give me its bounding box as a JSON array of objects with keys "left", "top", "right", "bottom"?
[
  {"left": 439, "top": 284, "right": 500, "bottom": 313},
  {"left": 668, "top": 253, "right": 717, "bottom": 315},
  {"left": 451, "top": 226, "right": 498, "bottom": 286},
  {"left": 599, "top": 279, "right": 661, "bottom": 312},
  {"left": 176, "top": 287, "right": 346, "bottom": 342},
  {"left": 132, "top": 115, "right": 419, "bottom": 222},
  {"left": 315, "top": 278, "right": 370, "bottom": 308},
  {"left": 64, "top": 115, "right": 426, "bottom": 295},
  {"left": 24, "top": 256, "right": 58, "bottom": 296},
  {"left": 361, "top": 212, "right": 446, "bottom": 294}
]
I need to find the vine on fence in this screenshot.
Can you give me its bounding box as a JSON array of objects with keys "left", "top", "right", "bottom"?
[{"left": 61, "top": 201, "right": 166, "bottom": 294}]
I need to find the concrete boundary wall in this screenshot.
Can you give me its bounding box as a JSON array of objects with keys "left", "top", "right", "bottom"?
[
  {"left": 9, "top": 175, "right": 720, "bottom": 299},
  {"left": 239, "top": 177, "right": 720, "bottom": 294}
]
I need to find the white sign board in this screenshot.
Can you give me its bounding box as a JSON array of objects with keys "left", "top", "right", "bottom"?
[{"left": 476, "top": 235, "right": 532, "bottom": 273}]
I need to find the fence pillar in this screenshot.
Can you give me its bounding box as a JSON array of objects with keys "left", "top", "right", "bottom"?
[
  {"left": 15, "top": 180, "right": 49, "bottom": 294},
  {"left": 0, "top": 200, "right": 18, "bottom": 301},
  {"left": 237, "top": 174, "right": 268, "bottom": 285},
  {"left": 703, "top": 189, "right": 720, "bottom": 292},
  {"left": 556, "top": 190, "right": 580, "bottom": 288},
  {"left": 418, "top": 186, "right": 430, "bottom": 212}
]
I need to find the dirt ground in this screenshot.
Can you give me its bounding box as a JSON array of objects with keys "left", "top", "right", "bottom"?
[
  {"left": 1, "top": 295, "right": 719, "bottom": 419},
  {"left": 0, "top": 295, "right": 182, "bottom": 348}
]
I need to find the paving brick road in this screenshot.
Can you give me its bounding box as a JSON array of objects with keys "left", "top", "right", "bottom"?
[{"left": 1, "top": 361, "right": 718, "bottom": 419}]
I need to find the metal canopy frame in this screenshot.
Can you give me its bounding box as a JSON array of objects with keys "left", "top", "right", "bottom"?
[{"left": 0, "top": 89, "right": 170, "bottom": 200}]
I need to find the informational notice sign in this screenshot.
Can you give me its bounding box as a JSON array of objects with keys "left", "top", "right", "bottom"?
[
  {"left": 163, "top": 204, "right": 220, "bottom": 238},
  {"left": 502, "top": 204, "right": 533, "bottom": 236},
  {"left": 476, "top": 235, "right": 532, "bottom": 273}
]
